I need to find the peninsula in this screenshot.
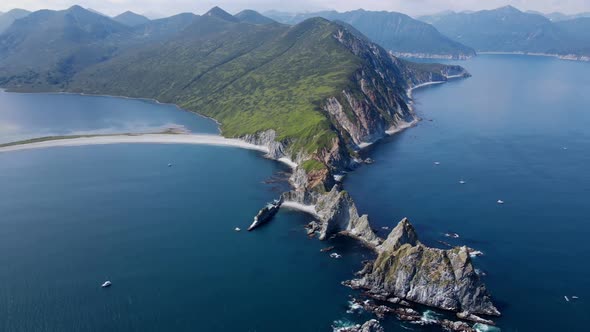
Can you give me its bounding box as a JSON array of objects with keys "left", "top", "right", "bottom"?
[{"left": 0, "top": 5, "right": 497, "bottom": 330}]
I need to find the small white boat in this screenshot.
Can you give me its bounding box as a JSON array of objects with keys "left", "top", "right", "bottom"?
[
  {"left": 434, "top": 162, "right": 441, "bottom": 165},
  {"left": 563, "top": 147, "right": 568, "bottom": 150},
  {"left": 330, "top": 253, "right": 342, "bottom": 259},
  {"left": 234, "top": 227, "right": 241, "bottom": 232},
  {"left": 445, "top": 233, "right": 460, "bottom": 238},
  {"left": 101, "top": 281, "right": 112, "bottom": 288},
  {"left": 564, "top": 296, "right": 570, "bottom": 302},
  {"left": 572, "top": 296, "right": 579, "bottom": 299},
  {"left": 497, "top": 200, "right": 504, "bottom": 204},
  {"left": 459, "top": 180, "right": 466, "bottom": 184},
  {"left": 469, "top": 250, "right": 484, "bottom": 258}
]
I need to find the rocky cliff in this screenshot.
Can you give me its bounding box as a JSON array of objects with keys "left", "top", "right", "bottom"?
[
  {"left": 346, "top": 218, "right": 500, "bottom": 317},
  {"left": 239, "top": 24, "right": 471, "bottom": 248}
]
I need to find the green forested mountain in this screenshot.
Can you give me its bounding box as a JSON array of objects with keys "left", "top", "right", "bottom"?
[
  {"left": 266, "top": 9, "right": 475, "bottom": 59},
  {"left": 421, "top": 6, "right": 590, "bottom": 58},
  {"left": 0, "top": 5, "right": 132, "bottom": 85},
  {"left": 113, "top": 11, "right": 150, "bottom": 26},
  {"left": 0, "top": 8, "right": 30, "bottom": 33},
  {"left": 0, "top": 6, "right": 466, "bottom": 187},
  {"left": 235, "top": 10, "right": 276, "bottom": 25},
  {"left": 129, "top": 13, "right": 198, "bottom": 41}
]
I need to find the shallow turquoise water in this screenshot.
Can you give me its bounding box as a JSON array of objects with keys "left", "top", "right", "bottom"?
[{"left": 347, "top": 55, "right": 590, "bottom": 331}]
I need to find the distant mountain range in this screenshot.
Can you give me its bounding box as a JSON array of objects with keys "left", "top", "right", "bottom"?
[
  {"left": 0, "top": 8, "right": 30, "bottom": 33},
  {"left": 527, "top": 11, "right": 590, "bottom": 22},
  {"left": 266, "top": 9, "right": 475, "bottom": 59},
  {"left": 420, "top": 6, "right": 590, "bottom": 60}
]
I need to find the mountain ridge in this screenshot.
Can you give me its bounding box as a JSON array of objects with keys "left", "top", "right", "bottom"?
[
  {"left": 421, "top": 6, "right": 590, "bottom": 60},
  {"left": 0, "top": 8, "right": 31, "bottom": 34},
  {"left": 266, "top": 9, "right": 475, "bottom": 59}
]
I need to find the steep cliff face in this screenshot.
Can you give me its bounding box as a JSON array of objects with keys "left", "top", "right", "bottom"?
[
  {"left": 326, "top": 27, "right": 416, "bottom": 149},
  {"left": 314, "top": 186, "right": 380, "bottom": 245},
  {"left": 280, "top": 185, "right": 380, "bottom": 246},
  {"left": 377, "top": 218, "right": 419, "bottom": 252},
  {"left": 348, "top": 219, "right": 500, "bottom": 317}
]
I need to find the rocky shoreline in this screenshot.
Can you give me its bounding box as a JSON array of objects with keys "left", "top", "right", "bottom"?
[
  {"left": 478, "top": 51, "right": 590, "bottom": 62},
  {"left": 391, "top": 51, "right": 474, "bottom": 60},
  {"left": 243, "top": 72, "right": 501, "bottom": 330}
]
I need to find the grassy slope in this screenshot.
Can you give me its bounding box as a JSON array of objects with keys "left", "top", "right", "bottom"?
[{"left": 70, "top": 17, "right": 360, "bottom": 155}]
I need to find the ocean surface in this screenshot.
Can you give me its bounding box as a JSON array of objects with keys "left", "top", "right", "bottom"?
[
  {"left": 347, "top": 54, "right": 590, "bottom": 331},
  {"left": 0, "top": 54, "right": 588, "bottom": 331},
  {"left": 0, "top": 92, "right": 374, "bottom": 331}
]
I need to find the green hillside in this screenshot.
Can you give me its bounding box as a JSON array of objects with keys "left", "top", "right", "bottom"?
[{"left": 0, "top": 6, "right": 466, "bottom": 188}]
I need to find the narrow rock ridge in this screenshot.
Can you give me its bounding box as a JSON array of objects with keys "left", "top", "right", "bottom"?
[
  {"left": 346, "top": 218, "right": 501, "bottom": 317},
  {"left": 238, "top": 23, "right": 496, "bottom": 322}
]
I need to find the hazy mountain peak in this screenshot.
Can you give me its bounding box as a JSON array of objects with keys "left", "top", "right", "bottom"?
[
  {"left": 114, "top": 11, "right": 150, "bottom": 27},
  {"left": 234, "top": 10, "right": 276, "bottom": 25},
  {"left": 0, "top": 8, "right": 32, "bottom": 34},
  {"left": 496, "top": 5, "right": 521, "bottom": 13},
  {"left": 66, "top": 5, "right": 85, "bottom": 13},
  {"left": 4, "top": 8, "right": 31, "bottom": 16},
  {"left": 204, "top": 6, "right": 238, "bottom": 22}
]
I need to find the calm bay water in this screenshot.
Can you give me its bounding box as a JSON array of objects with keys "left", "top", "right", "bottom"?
[
  {"left": 0, "top": 91, "right": 218, "bottom": 143},
  {"left": 0, "top": 93, "right": 373, "bottom": 331},
  {"left": 347, "top": 55, "right": 590, "bottom": 331},
  {"left": 0, "top": 54, "right": 589, "bottom": 331}
]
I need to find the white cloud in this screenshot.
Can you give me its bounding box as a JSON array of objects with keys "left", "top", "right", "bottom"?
[{"left": 1, "top": 0, "right": 589, "bottom": 17}]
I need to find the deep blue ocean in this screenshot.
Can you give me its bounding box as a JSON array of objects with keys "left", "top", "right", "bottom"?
[
  {"left": 347, "top": 55, "right": 590, "bottom": 331},
  {"left": 0, "top": 54, "right": 589, "bottom": 331}
]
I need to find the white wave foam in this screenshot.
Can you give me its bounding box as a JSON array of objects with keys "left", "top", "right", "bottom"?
[
  {"left": 332, "top": 319, "right": 357, "bottom": 332},
  {"left": 0, "top": 134, "right": 269, "bottom": 154},
  {"left": 346, "top": 300, "right": 364, "bottom": 314},
  {"left": 419, "top": 310, "right": 442, "bottom": 324},
  {"left": 281, "top": 201, "right": 318, "bottom": 216},
  {"left": 385, "top": 118, "right": 419, "bottom": 135},
  {"left": 278, "top": 157, "right": 298, "bottom": 169},
  {"left": 473, "top": 323, "right": 502, "bottom": 332}
]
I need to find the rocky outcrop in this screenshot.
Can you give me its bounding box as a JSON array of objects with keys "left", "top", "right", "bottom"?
[
  {"left": 314, "top": 185, "right": 380, "bottom": 246},
  {"left": 336, "top": 319, "right": 384, "bottom": 332},
  {"left": 377, "top": 217, "right": 419, "bottom": 252},
  {"left": 282, "top": 185, "right": 381, "bottom": 247},
  {"left": 346, "top": 218, "right": 500, "bottom": 317},
  {"left": 240, "top": 129, "right": 288, "bottom": 161}
]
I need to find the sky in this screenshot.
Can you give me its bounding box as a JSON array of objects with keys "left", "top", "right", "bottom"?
[{"left": 1, "top": 0, "right": 589, "bottom": 18}]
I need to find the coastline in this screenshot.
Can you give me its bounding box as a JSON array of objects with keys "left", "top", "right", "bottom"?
[
  {"left": 0, "top": 76, "right": 491, "bottom": 328},
  {"left": 478, "top": 51, "right": 590, "bottom": 62},
  {"left": 0, "top": 133, "right": 301, "bottom": 169},
  {"left": 354, "top": 75, "right": 462, "bottom": 150},
  {"left": 391, "top": 52, "right": 474, "bottom": 61},
  {"left": 0, "top": 89, "right": 225, "bottom": 134}
]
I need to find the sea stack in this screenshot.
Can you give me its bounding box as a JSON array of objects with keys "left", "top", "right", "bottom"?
[{"left": 345, "top": 218, "right": 500, "bottom": 317}]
